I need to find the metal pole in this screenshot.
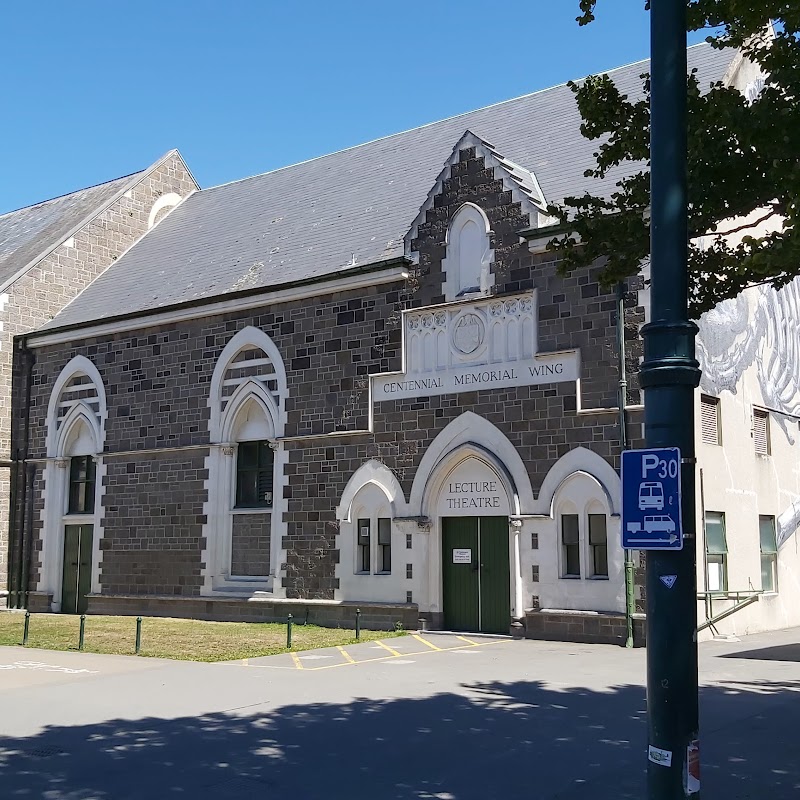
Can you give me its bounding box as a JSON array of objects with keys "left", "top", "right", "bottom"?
[
  {"left": 79, "top": 614, "right": 86, "bottom": 651},
  {"left": 355, "top": 608, "right": 361, "bottom": 641},
  {"left": 22, "top": 611, "right": 30, "bottom": 645},
  {"left": 618, "top": 282, "right": 636, "bottom": 649},
  {"left": 135, "top": 616, "right": 142, "bottom": 655},
  {"left": 641, "top": 1, "right": 700, "bottom": 797},
  {"left": 287, "top": 614, "right": 293, "bottom": 649}
]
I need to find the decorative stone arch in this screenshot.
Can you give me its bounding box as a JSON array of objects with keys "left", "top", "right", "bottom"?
[
  {"left": 201, "top": 326, "right": 289, "bottom": 597},
  {"left": 147, "top": 192, "right": 183, "bottom": 229},
  {"left": 39, "top": 356, "right": 107, "bottom": 610},
  {"left": 56, "top": 402, "right": 102, "bottom": 458},
  {"left": 209, "top": 326, "right": 287, "bottom": 442},
  {"left": 220, "top": 379, "right": 278, "bottom": 444},
  {"left": 409, "top": 411, "right": 534, "bottom": 517},
  {"left": 441, "top": 202, "right": 495, "bottom": 301},
  {"left": 535, "top": 446, "right": 621, "bottom": 517},
  {"left": 46, "top": 355, "right": 107, "bottom": 457},
  {"left": 336, "top": 460, "right": 407, "bottom": 522}
]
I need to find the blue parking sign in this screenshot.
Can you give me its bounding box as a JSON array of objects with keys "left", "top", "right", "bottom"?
[{"left": 621, "top": 448, "right": 683, "bottom": 550}]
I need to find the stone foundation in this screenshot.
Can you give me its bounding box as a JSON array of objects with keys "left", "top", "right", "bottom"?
[
  {"left": 84, "top": 593, "right": 418, "bottom": 631},
  {"left": 524, "top": 609, "right": 646, "bottom": 646}
]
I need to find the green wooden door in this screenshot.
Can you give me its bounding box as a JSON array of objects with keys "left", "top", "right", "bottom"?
[
  {"left": 61, "top": 525, "right": 93, "bottom": 615},
  {"left": 478, "top": 516, "right": 511, "bottom": 634},
  {"left": 442, "top": 517, "right": 510, "bottom": 633},
  {"left": 442, "top": 517, "right": 479, "bottom": 632}
]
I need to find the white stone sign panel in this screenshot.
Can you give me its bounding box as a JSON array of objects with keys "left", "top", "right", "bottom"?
[{"left": 372, "top": 292, "right": 579, "bottom": 402}]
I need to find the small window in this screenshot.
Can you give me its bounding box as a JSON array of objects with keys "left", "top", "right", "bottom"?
[
  {"left": 753, "top": 409, "right": 770, "bottom": 455},
  {"left": 588, "top": 514, "right": 608, "bottom": 577},
  {"left": 700, "top": 395, "right": 721, "bottom": 445},
  {"left": 357, "top": 519, "right": 370, "bottom": 573},
  {"left": 705, "top": 512, "right": 728, "bottom": 593},
  {"left": 68, "top": 456, "right": 96, "bottom": 514},
  {"left": 378, "top": 518, "right": 392, "bottom": 573},
  {"left": 759, "top": 516, "right": 778, "bottom": 593},
  {"left": 561, "top": 514, "right": 580, "bottom": 577},
  {"left": 235, "top": 441, "right": 274, "bottom": 508}
]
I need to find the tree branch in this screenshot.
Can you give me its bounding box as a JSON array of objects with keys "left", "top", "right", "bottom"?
[{"left": 710, "top": 206, "right": 781, "bottom": 237}]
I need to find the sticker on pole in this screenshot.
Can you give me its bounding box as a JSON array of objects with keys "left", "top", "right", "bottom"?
[
  {"left": 659, "top": 575, "right": 677, "bottom": 589},
  {"left": 685, "top": 739, "right": 700, "bottom": 793},
  {"left": 622, "top": 448, "right": 683, "bottom": 550},
  {"left": 648, "top": 745, "right": 673, "bottom": 767}
]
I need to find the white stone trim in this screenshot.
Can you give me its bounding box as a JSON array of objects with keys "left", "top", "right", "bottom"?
[
  {"left": 201, "top": 327, "right": 289, "bottom": 597},
  {"left": 534, "top": 447, "right": 621, "bottom": 516},
  {"left": 27, "top": 267, "right": 409, "bottom": 348},
  {"left": 147, "top": 192, "right": 182, "bottom": 228},
  {"left": 335, "top": 459, "right": 407, "bottom": 522},
  {"left": 408, "top": 411, "right": 535, "bottom": 517},
  {"left": 442, "top": 202, "right": 495, "bottom": 302},
  {"left": 45, "top": 355, "right": 107, "bottom": 457}
]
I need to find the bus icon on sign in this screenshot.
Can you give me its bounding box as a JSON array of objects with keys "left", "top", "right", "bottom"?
[{"left": 638, "top": 482, "right": 664, "bottom": 511}]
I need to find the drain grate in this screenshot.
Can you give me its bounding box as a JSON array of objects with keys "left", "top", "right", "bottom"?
[{"left": 26, "top": 745, "right": 68, "bottom": 758}]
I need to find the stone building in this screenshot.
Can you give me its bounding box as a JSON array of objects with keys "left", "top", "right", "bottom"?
[
  {"left": 7, "top": 43, "right": 799, "bottom": 642},
  {"left": 1, "top": 151, "right": 198, "bottom": 601}
]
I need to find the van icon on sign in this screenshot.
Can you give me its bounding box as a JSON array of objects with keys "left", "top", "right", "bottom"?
[
  {"left": 638, "top": 482, "right": 664, "bottom": 511},
  {"left": 643, "top": 515, "right": 676, "bottom": 534}
]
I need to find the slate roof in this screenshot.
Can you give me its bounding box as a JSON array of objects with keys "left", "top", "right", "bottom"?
[
  {"left": 43, "top": 43, "right": 733, "bottom": 332},
  {"left": 0, "top": 172, "right": 144, "bottom": 290}
]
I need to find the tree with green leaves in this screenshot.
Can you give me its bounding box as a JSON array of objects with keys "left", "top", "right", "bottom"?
[{"left": 548, "top": 2, "right": 800, "bottom": 316}]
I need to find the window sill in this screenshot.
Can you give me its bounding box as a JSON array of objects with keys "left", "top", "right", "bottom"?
[
  {"left": 63, "top": 513, "right": 95, "bottom": 521},
  {"left": 375, "top": 571, "right": 392, "bottom": 576},
  {"left": 560, "top": 575, "right": 582, "bottom": 580},
  {"left": 231, "top": 507, "right": 273, "bottom": 515},
  {"left": 355, "top": 571, "right": 370, "bottom": 576},
  {"left": 588, "top": 575, "right": 609, "bottom": 581}
]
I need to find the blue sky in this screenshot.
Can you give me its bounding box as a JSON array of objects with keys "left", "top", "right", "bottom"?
[{"left": 0, "top": 1, "right": 711, "bottom": 213}]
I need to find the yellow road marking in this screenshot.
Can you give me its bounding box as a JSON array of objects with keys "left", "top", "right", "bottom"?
[
  {"left": 375, "top": 640, "right": 403, "bottom": 657},
  {"left": 218, "top": 637, "right": 507, "bottom": 671},
  {"left": 337, "top": 646, "right": 356, "bottom": 664},
  {"left": 412, "top": 634, "right": 442, "bottom": 651}
]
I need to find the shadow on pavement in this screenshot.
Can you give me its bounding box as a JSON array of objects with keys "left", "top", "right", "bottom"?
[
  {"left": 719, "top": 644, "right": 800, "bottom": 662},
  {"left": 1, "top": 678, "right": 798, "bottom": 799}
]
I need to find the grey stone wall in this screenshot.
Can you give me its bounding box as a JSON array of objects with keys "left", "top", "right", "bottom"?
[
  {"left": 231, "top": 514, "right": 270, "bottom": 577},
  {"left": 2, "top": 153, "right": 197, "bottom": 594},
  {"left": 15, "top": 144, "right": 645, "bottom": 606}
]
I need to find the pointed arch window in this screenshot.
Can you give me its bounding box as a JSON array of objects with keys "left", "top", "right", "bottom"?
[{"left": 442, "top": 203, "right": 494, "bottom": 302}]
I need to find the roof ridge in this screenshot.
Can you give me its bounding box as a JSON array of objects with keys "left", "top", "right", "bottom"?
[{"left": 200, "top": 43, "right": 713, "bottom": 196}]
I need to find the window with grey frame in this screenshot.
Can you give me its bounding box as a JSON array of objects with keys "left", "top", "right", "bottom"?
[
  {"left": 377, "top": 518, "right": 391, "bottom": 573},
  {"left": 357, "top": 519, "right": 370, "bottom": 573},
  {"left": 700, "top": 395, "right": 721, "bottom": 445},
  {"left": 759, "top": 515, "right": 778, "bottom": 593},
  {"left": 753, "top": 408, "right": 770, "bottom": 455},
  {"left": 68, "top": 456, "right": 96, "bottom": 514},
  {"left": 561, "top": 514, "right": 580, "bottom": 577},
  {"left": 588, "top": 514, "right": 608, "bottom": 577},
  {"left": 235, "top": 441, "right": 274, "bottom": 508},
  {"left": 705, "top": 511, "right": 728, "bottom": 593}
]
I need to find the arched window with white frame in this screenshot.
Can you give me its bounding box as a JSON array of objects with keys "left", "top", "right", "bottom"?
[
  {"left": 553, "top": 472, "right": 612, "bottom": 581},
  {"left": 41, "top": 356, "right": 107, "bottom": 614},
  {"left": 202, "top": 327, "right": 288, "bottom": 595},
  {"left": 442, "top": 202, "right": 494, "bottom": 302}
]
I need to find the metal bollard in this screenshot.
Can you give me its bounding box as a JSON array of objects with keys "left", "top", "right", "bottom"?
[
  {"left": 22, "top": 611, "right": 30, "bottom": 646},
  {"left": 135, "top": 616, "right": 142, "bottom": 655},
  {"left": 355, "top": 608, "right": 361, "bottom": 641},
  {"left": 79, "top": 614, "right": 86, "bottom": 651},
  {"left": 287, "top": 614, "right": 293, "bottom": 649}
]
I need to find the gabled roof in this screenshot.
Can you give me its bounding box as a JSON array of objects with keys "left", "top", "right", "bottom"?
[
  {"left": 0, "top": 150, "right": 185, "bottom": 292},
  {"left": 404, "top": 129, "right": 551, "bottom": 258},
  {"left": 42, "top": 43, "right": 733, "bottom": 333}
]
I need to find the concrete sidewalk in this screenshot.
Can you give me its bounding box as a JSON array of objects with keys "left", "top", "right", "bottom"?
[{"left": 0, "top": 627, "right": 798, "bottom": 798}]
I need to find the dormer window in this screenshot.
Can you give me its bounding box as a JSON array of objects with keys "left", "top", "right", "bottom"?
[{"left": 443, "top": 203, "right": 494, "bottom": 302}]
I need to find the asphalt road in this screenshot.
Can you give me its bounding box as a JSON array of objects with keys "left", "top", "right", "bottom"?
[{"left": 0, "top": 627, "right": 798, "bottom": 799}]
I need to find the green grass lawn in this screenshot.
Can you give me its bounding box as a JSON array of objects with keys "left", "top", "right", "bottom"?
[{"left": 0, "top": 612, "right": 404, "bottom": 662}]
